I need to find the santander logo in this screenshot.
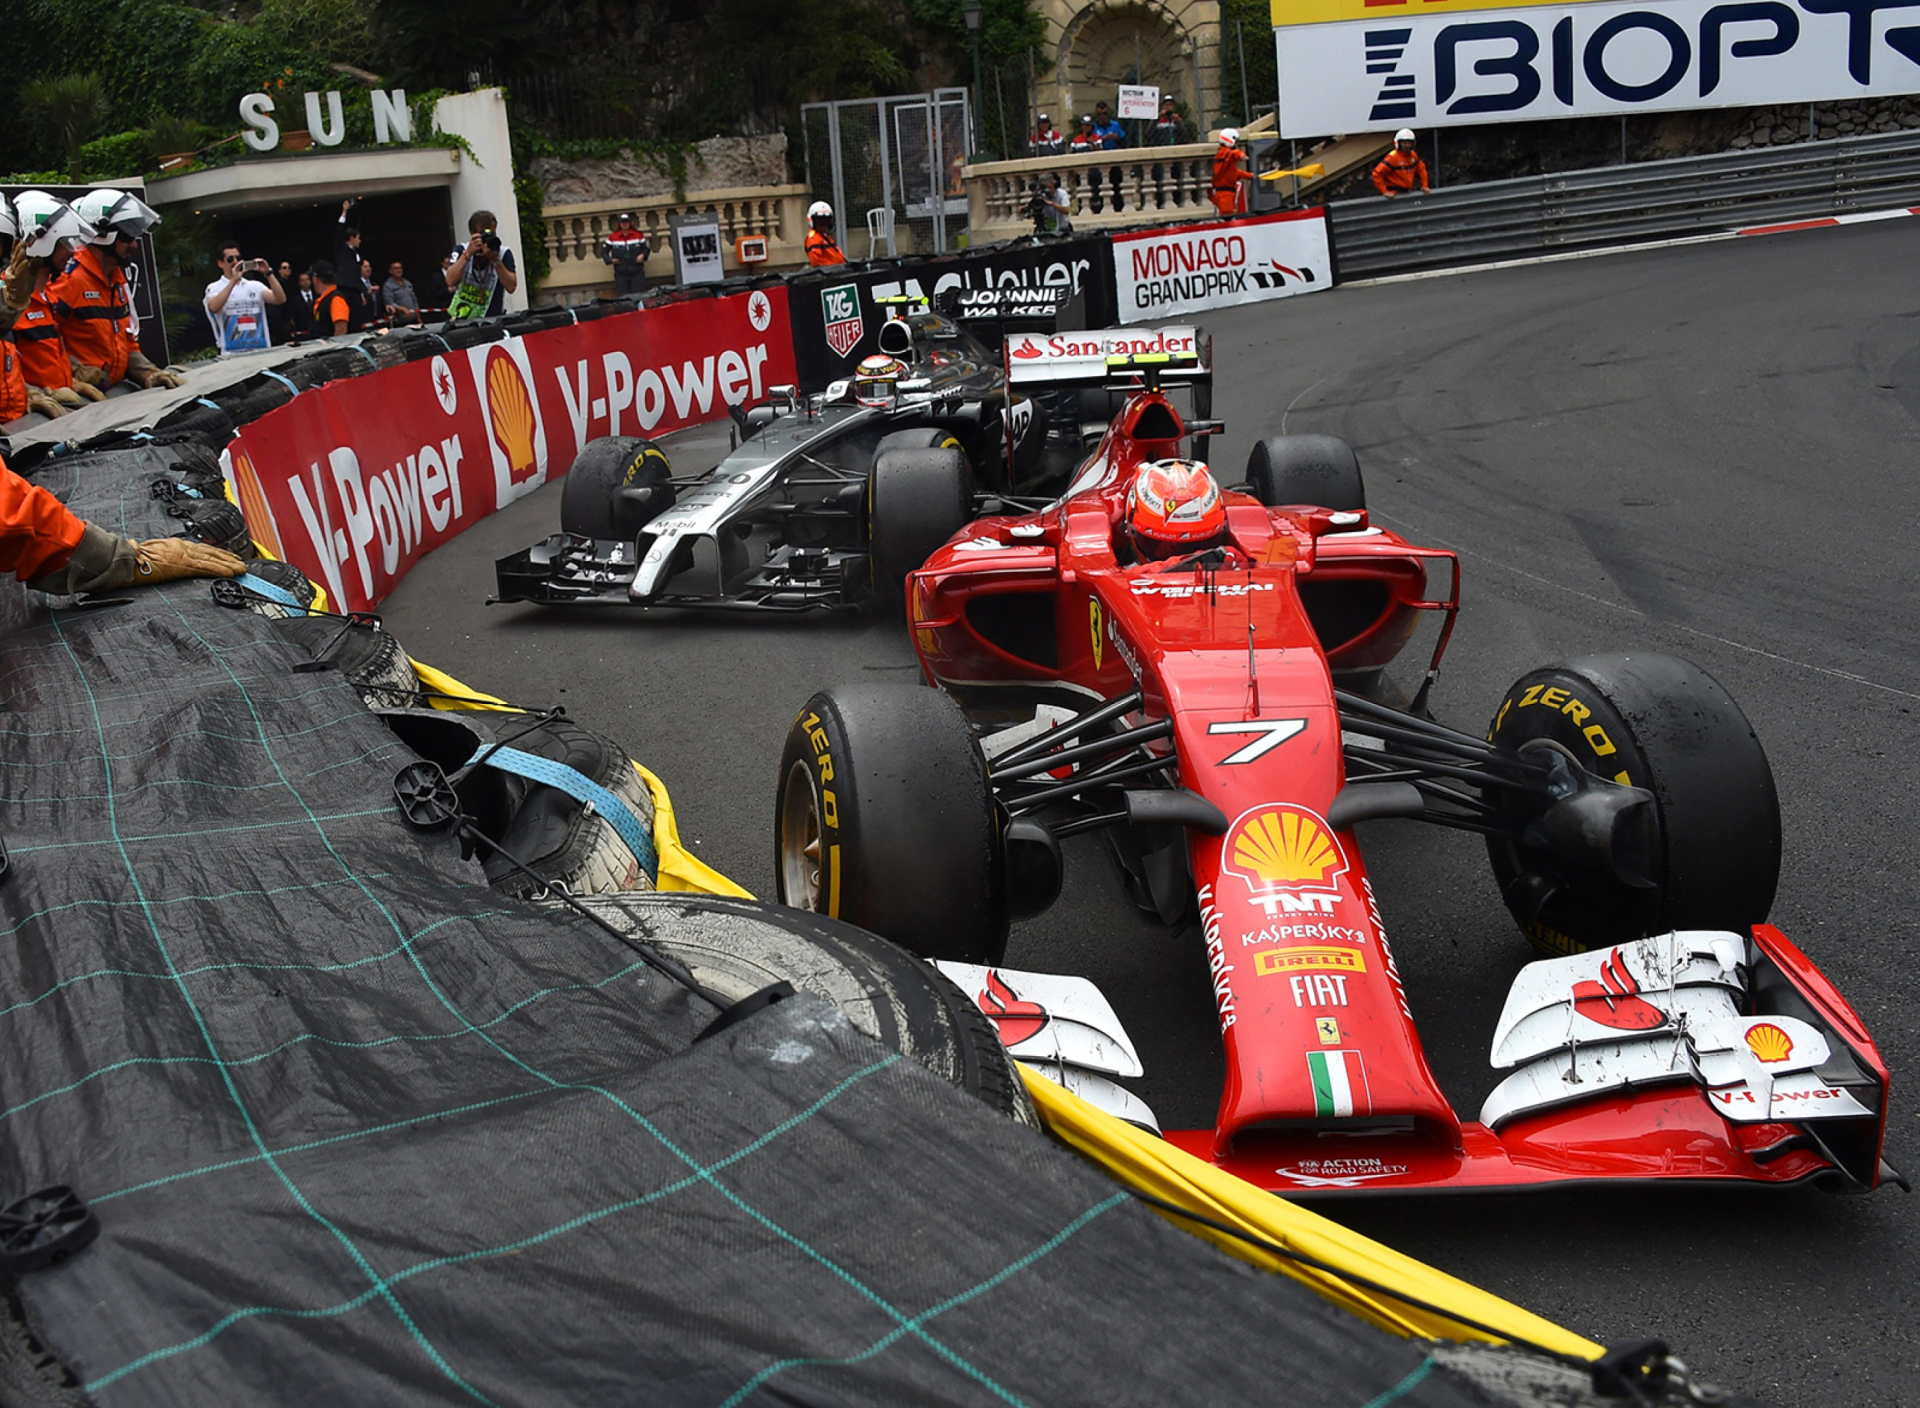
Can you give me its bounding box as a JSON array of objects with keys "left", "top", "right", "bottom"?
[{"left": 978, "top": 969, "right": 1048, "bottom": 1046}]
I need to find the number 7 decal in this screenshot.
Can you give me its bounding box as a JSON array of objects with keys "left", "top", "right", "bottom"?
[{"left": 1208, "top": 718, "right": 1307, "bottom": 764}]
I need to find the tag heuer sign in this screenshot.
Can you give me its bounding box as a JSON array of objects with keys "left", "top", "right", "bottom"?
[{"left": 822, "top": 283, "right": 864, "bottom": 358}]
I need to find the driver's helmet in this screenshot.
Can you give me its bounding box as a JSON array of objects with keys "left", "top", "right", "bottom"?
[
  {"left": 852, "top": 353, "right": 906, "bottom": 407},
  {"left": 12, "top": 191, "right": 95, "bottom": 258},
  {"left": 1126, "top": 459, "right": 1227, "bottom": 559},
  {"left": 73, "top": 188, "right": 160, "bottom": 244}
]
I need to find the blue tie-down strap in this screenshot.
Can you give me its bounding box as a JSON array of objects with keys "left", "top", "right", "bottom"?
[
  {"left": 464, "top": 745, "right": 659, "bottom": 882},
  {"left": 238, "top": 572, "right": 308, "bottom": 613}
]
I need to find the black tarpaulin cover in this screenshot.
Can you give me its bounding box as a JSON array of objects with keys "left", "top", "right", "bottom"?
[{"left": 0, "top": 445, "right": 1494, "bottom": 1406}]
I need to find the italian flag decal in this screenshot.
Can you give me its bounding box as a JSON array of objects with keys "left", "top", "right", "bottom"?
[{"left": 1307, "top": 1050, "right": 1370, "bottom": 1118}]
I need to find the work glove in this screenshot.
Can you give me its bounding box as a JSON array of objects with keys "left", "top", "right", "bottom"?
[
  {"left": 25, "top": 387, "right": 66, "bottom": 419},
  {"left": 43, "top": 385, "right": 86, "bottom": 409},
  {"left": 126, "top": 351, "right": 186, "bottom": 391},
  {"left": 68, "top": 378, "right": 107, "bottom": 402},
  {"left": 27, "top": 523, "right": 245, "bottom": 595},
  {"left": 2, "top": 246, "right": 43, "bottom": 314},
  {"left": 70, "top": 358, "right": 109, "bottom": 390}
]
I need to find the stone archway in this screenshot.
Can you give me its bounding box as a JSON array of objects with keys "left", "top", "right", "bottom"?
[{"left": 1040, "top": 0, "right": 1220, "bottom": 135}]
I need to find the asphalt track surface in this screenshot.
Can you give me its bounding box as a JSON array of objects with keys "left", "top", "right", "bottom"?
[{"left": 384, "top": 220, "right": 1920, "bottom": 1407}]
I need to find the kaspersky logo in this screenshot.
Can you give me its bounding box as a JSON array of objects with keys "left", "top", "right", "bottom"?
[
  {"left": 1221, "top": 804, "right": 1348, "bottom": 913},
  {"left": 822, "top": 283, "right": 863, "bottom": 357}
]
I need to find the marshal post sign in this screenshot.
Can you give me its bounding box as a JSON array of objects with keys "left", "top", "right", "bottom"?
[{"left": 1272, "top": 0, "right": 1920, "bottom": 135}]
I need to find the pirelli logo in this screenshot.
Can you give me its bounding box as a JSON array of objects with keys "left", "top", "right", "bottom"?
[{"left": 1254, "top": 947, "right": 1367, "bottom": 977}]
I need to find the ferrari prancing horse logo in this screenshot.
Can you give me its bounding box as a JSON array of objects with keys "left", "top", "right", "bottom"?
[{"left": 1089, "top": 599, "right": 1104, "bottom": 669}]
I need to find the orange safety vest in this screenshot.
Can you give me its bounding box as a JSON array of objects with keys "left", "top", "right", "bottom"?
[
  {"left": 48, "top": 244, "right": 137, "bottom": 385},
  {"left": 0, "top": 454, "right": 87, "bottom": 583},
  {"left": 1372, "top": 148, "right": 1429, "bottom": 196},
  {"left": 1211, "top": 147, "right": 1249, "bottom": 217},
  {"left": 14, "top": 291, "right": 72, "bottom": 390},
  {"left": 313, "top": 285, "right": 352, "bottom": 335},
  {"left": 0, "top": 330, "right": 24, "bottom": 423},
  {"left": 806, "top": 228, "right": 846, "bottom": 268}
]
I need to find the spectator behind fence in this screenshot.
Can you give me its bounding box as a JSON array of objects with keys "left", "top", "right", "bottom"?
[
  {"left": 267, "top": 259, "right": 297, "bottom": 342},
  {"left": 203, "top": 241, "right": 285, "bottom": 355},
  {"left": 446, "top": 209, "right": 518, "bottom": 319},
  {"left": 359, "top": 259, "right": 380, "bottom": 326},
  {"left": 1029, "top": 113, "right": 1065, "bottom": 157},
  {"left": 1149, "top": 97, "right": 1186, "bottom": 146},
  {"left": 333, "top": 200, "right": 371, "bottom": 328},
  {"left": 290, "top": 271, "right": 315, "bottom": 337},
  {"left": 308, "top": 260, "right": 351, "bottom": 337},
  {"left": 600, "top": 213, "right": 650, "bottom": 297},
  {"left": 1091, "top": 103, "right": 1126, "bottom": 149},
  {"left": 381, "top": 261, "right": 422, "bottom": 326},
  {"left": 1372, "top": 129, "right": 1430, "bottom": 199}
]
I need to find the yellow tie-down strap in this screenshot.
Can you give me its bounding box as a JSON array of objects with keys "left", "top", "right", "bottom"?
[
  {"left": 1019, "top": 1067, "right": 1603, "bottom": 1360},
  {"left": 405, "top": 658, "right": 753, "bottom": 899}
]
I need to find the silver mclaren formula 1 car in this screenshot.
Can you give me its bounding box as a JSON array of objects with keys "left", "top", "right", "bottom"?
[{"left": 492, "top": 296, "right": 1211, "bottom": 614}]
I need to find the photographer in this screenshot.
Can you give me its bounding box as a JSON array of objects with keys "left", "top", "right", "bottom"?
[
  {"left": 446, "top": 210, "right": 518, "bottom": 320},
  {"left": 1031, "top": 172, "right": 1072, "bottom": 235},
  {"left": 204, "top": 241, "right": 286, "bottom": 354}
]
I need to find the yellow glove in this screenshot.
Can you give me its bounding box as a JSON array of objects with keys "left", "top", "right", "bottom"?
[
  {"left": 1, "top": 246, "right": 40, "bottom": 314},
  {"left": 70, "top": 358, "right": 109, "bottom": 389},
  {"left": 130, "top": 537, "right": 248, "bottom": 584},
  {"left": 69, "top": 378, "right": 107, "bottom": 402},
  {"left": 45, "top": 385, "right": 86, "bottom": 408},
  {"left": 25, "top": 386, "right": 66, "bottom": 418},
  {"left": 126, "top": 350, "right": 187, "bottom": 390}
]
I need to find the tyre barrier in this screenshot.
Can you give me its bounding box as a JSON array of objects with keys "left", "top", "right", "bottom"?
[{"left": 566, "top": 892, "right": 1036, "bottom": 1124}]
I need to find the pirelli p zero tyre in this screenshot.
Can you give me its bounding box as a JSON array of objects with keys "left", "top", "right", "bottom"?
[
  {"left": 1245, "top": 434, "right": 1366, "bottom": 511},
  {"left": 868, "top": 440, "right": 970, "bottom": 616},
  {"left": 568, "top": 892, "right": 1036, "bottom": 1125},
  {"left": 242, "top": 559, "right": 318, "bottom": 619},
  {"left": 480, "top": 717, "right": 658, "bottom": 900},
  {"left": 776, "top": 684, "right": 1008, "bottom": 965},
  {"left": 559, "top": 435, "right": 674, "bottom": 541},
  {"left": 1486, "top": 653, "right": 1782, "bottom": 956}
]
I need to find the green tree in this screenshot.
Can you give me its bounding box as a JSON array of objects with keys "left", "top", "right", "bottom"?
[{"left": 23, "top": 72, "right": 112, "bottom": 182}]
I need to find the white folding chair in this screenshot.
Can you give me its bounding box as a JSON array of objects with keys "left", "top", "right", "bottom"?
[{"left": 866, "top": 207, "right": 896, "bottom": 258}]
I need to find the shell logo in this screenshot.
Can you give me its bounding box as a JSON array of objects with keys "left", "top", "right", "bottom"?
[
  {"left": 226, "top": 446, "right": 283, "bottom": 559},
  {"left": 1745, "top": 1022, "right": 1794, "bottom": 1063},
  {"left": 484, "top": 346, "right": 539, "bottom": 485},
  {"left": 1222, "top": 804, "right": 1348, "bottom": 899}
]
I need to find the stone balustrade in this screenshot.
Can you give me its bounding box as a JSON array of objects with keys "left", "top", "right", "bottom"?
[
  {"left": 963, "top": 144, "right": 1223, "bottom": 242},
  {"left": 533, "top": 185, "right": 813, "bottom": 302}
]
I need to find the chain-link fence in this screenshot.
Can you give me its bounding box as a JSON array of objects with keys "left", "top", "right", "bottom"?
[{"left": 802, "top": 90, "right": 972, "bottom": 257}]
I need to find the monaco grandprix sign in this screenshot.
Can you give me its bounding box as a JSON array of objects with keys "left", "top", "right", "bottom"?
[
  {"left": 1110, "top": 209, "right": 1331, "bottom": 322},
  {"left": 1275, "top": 0, "right": 1920, "bottom": 136}
]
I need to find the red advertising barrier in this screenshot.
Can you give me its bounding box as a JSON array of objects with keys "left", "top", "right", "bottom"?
[{"left": 225, "top": 287, "right": 794, "bottom": 613}]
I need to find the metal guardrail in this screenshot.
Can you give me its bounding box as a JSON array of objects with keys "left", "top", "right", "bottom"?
[{"left": 1326, "top": 129, "right": 1920, "bottom": 279}]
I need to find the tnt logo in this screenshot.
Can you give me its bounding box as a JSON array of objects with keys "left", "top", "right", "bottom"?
[{"left": 1222, "top": 804, "right": 1349, "bottom": 914}]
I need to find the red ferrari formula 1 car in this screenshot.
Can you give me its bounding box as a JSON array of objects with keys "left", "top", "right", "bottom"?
[{"left": 773, "top": 337, "right": 1899, "bottom": 1197}]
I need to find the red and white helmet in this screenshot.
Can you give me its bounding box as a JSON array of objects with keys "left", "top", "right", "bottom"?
[
  {"left": 1127, "top": 459, "right": 1226, "bottom": 559},
  {"left": 853, "top": 353, "right": 906, "bottom": 407}
]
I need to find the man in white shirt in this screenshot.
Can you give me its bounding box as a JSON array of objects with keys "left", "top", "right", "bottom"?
[{"left": 203, "top": 241, "right": 286, "bottom": 354}]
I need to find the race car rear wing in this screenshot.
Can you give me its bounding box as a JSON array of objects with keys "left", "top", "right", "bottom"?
[{"left": 1003, "top": 325, "right": 1212, "bottom": 389}]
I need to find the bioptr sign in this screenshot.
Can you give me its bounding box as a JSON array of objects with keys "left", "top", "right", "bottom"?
[{"left": 1273, "top": 0, "right": 1920, "bottom": 134}]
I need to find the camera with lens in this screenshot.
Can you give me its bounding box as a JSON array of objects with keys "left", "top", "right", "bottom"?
[{"left": 1026, "top": 180, "right": 1050, "bottom": 235}]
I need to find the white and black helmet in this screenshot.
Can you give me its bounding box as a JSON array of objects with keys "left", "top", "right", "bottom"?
[
  {"left": 72, "top": 188, "right": 161, "bottom": 243},
  {"left": 12, "top": 190, "right": 96, "bottom": 258},
  {"left": 0, "top": 195, "right": 15, "bottom": 247},
  {"left": 807, "top": 200, "right": 833, "bottom": 221}
]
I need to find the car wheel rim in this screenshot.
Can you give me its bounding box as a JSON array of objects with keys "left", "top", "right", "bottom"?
[{"left": 780, "top": 760, "right": 824, "bottom": 911}]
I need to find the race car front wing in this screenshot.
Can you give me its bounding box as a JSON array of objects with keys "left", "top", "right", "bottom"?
[{"left": 493, "top": 534, "right": 867, "bottom": 612}]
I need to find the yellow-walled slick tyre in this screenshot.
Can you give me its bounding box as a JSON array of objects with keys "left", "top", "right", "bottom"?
[
  {"left": 776, "top": 684, "right": 1007, "bottom": 964},
  {"left": 1485, "top": 652, "right": 1781, "bottom": 956}
]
